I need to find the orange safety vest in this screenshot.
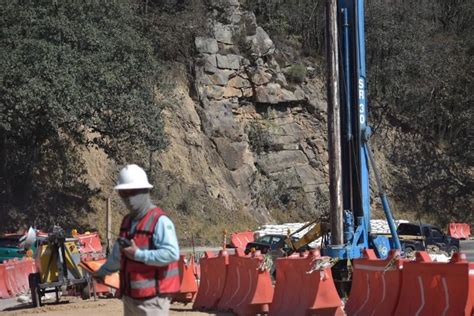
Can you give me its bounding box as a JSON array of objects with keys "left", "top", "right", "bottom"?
[{"left": 119, "top": 208, "right": 180, "bottom": 299}]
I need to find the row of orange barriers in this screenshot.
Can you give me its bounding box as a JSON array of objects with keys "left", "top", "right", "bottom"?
[
  {"left": 346, "top": 249, "right": 474, "bottom": 316},
  {"left": 188, "top": 248, "right": 474, "bottom": 315},
  {"left": 0, "top": 258, "right": 36, "bottom": 298},
  {"left": 448, "top": 223, "right": 471, "bottom": 240},
  {"left": 192, "top": 249, "right": 344, "bottom": 316}
]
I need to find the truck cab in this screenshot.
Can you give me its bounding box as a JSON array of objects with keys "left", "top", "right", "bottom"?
[{"left": 396, "top": 223, "right": 460, "bottom": 256}]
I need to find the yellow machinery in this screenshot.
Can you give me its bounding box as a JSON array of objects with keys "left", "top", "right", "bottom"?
[
  {"left": 28, "top": 226, "right": 91, "bottom": 307},
  {"left": 282, "top": 221, "right": 329, "bottom": 254}
]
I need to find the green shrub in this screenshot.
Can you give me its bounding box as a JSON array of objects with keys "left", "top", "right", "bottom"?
[
  {"left": 246, "top": 122, "right": 272, "bottom": 154},
  {"left": 286, "top": 64, "right": 307, "bottom": 83}
]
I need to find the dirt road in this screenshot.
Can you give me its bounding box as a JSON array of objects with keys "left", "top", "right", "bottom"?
[{"left": 1, "top": 297, "right": 233, "bottom": 315}]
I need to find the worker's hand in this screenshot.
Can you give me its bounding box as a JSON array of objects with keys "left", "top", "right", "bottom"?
[{"left": 122, "top": 239, "right": 138, "bottom": 260}]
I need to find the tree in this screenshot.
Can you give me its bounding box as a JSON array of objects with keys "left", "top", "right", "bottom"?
[
  {"left": 0, "top": 0, "right": 165, "bottom": 231},
  {"left": 365, "top": 0, "right": 473, "bottom": 224}
]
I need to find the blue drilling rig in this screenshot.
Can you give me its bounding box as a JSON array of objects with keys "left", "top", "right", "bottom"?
[{"left": 322, "top": 0, "right": 401, "bottom": 261}]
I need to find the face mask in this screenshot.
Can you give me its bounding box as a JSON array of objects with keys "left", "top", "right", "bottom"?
[{"left": 121, "top": 193, "right": 152, "bottom": 218}]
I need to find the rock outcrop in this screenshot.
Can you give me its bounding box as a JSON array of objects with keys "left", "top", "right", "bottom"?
[{"left": 157, "top": 0, "right": 329, "bottom": 222}]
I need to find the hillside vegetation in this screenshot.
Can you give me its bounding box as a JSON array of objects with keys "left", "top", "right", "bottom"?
[{"left": 1, "top": 0, "right": 472, "bottom": 242}]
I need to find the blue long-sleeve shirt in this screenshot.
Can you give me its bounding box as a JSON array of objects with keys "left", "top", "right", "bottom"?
[{"left": 96, "top": 215, "right": 180, "bottom": 277}]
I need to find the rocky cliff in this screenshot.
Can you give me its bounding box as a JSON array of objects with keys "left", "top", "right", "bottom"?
[{"left": 145, "top": 0, "right": 332, "bottom": 240}]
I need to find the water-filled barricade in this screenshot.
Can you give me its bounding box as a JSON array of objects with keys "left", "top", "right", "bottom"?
[
  {"left": 394, "top": 251, "right": 474, "bottom": 316},
  {"left": 193, "top": 250, "right": 229, "bottom": 310},
  {"left": 0, "top": 258, "right": 36, "bottom": 298},
  {"left": 0, "top": 264, "right": 10, "bottom": 298},
  {"left": 15, "top": 258, "right": 36, "bottom": 293},
  {"left": 230, "top": 231, "right": 255, "bottom": 251},
  {"left": 173, "top": 254, "right": 199, "bottom": 303},
  {"left": 217, "top": 250, "right": 274, "bottom": 316},
  {"left": 345, "top": 249, "right": 405, "bottom": 316},
  {"left": 76, "top": 232, "right": 103, "bottom": 254},
  {"left": 269, "top": 250, "right": 344, "bottom": 316},
  {"left": 448, "top": 223, "right": 471, "bottom": 240}
]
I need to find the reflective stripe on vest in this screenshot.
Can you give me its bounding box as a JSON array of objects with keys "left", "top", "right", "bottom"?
[
  {"left": 130, "top": 279, "right": 156, "bottom": 290},
  {"left": 129, "top": 266, "right": 179, "bottom": 290}
]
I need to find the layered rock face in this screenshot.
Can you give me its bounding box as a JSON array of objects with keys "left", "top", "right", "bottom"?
[{"left": 158, "top": 0, "right": 329, "bottom": 221}]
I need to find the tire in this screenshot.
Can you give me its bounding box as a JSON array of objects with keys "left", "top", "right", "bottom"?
[
  {"left": 28, "top": 272, "right": 41, "bottom": 307},
  {"left": 404, "top": 246, "right": 415, "bottom": 256},
  {"left": 448, "top": 246, "right": 459, "bottom": 256}
]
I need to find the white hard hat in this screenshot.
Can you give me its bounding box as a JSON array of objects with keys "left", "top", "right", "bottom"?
[{"left": 114, "top": 164, "right": 153, "bottom": 190}]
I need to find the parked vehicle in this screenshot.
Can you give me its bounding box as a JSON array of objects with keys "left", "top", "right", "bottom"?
[
  {"left": 0, "top": 234, "right": 34, "bottom": 262},
  {"left": 244, "top": 234, "right": 310, "bottom": 255},
  {"left": 396, "top": 223, "right": 460, "bottom": 255}
]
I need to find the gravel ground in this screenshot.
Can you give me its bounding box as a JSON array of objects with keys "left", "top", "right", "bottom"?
[{"left": 0, "top": 297, "right": 233, "bottom": 315}]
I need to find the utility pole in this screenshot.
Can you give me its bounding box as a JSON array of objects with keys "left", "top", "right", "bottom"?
[
  {"left": 106, "top": 197, "right": 112, "bottom": 255},
  {"left": 326, "top": 0, "right": 344, "bottom": 245}
]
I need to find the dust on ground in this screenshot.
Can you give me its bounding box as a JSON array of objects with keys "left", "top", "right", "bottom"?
[{"left": 1, "top": 297, "right": 233, "bottom": 315}]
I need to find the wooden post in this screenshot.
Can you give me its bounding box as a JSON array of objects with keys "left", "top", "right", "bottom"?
[
  {"left": 326, "top": 0, "right": 344, "bottom": 246},
  {"left": 106, "top": 197, "right": 112, "bottom": 255}
]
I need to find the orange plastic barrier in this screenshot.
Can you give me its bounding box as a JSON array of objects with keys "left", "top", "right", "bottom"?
[
  {"left": 394, "top": 251, "right": 474, "bottom": 316},
  {"left": 193, "top": 250, "right": 229, "bottom": 310},
  {"left": 345, "top": 249, "right": 405, "bottom": 316},
  {"left": 217, "top": 251, "right": 274, "bottom": 315},
  {"left": 230, "top": 231, "right": 255, "bottom": 251},
  {"left": 269, "top": 250, "right": 343, "bottom": 316},
  {"left": 0, "top": 258, "right": 36, "bottom": 297},
  {"left": 3, "top": 260, "right": 21, "bottom": 296},
  {"left": 15, "top": 258, "right": 36, "bottom": 294},
  {"left": 448, "top": 223, "right": 471, "bottom": 240},
  {"left": 0, "top": 264, "right": 11, "bottom": 298},
  {"left": 76, "top": 232, "right": 103, "bottom": 254},
  {"left": 173, "top": 255, "right": 199, "bottom": 303}
]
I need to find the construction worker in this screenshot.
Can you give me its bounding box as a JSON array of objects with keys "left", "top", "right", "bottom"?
[{"left": 94, "top": 164, "right": 180, "bottom": 315}]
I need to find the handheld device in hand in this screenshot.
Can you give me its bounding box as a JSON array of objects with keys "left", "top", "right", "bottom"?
[{"left": 118, "top": 237, "right": 132, "bottom": 248}]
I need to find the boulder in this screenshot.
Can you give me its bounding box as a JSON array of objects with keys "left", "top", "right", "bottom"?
[
  {"left": 203, "top": 54, "right": 218, "bottom": 74},
  {"left": 246, "top": 27, "right": 275, "bottom": 57},
  {"left": 228, "top": 74, "right": 252, "bottom": 89},
  {"left": 208, "top": 69, "right": 230, "bottom": 86},
  {"left": 216, "top": 54, "right": 241, "bottom": 70},
  {"left": 195, "top": 37, "right": 218, "bottom": 54},
  {"left": 223, "top": 86, "right": 242, "bottom": 98},
  {"left": 250, "top": 68, "right": 272, "bottom": 85},
  {"left": 214, "top": 22, "right": 233, "bottom": 45}
]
